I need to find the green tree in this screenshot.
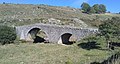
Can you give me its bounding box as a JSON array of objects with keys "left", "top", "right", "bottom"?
[
  {"left": 89, "top": 7, "right": 96, "bottom": 13},
  {"left": 99, "top": 17, "right": 120, "bottom": 48},
  {"left": 93, "top": 4, "right": 100, "bottom": 13},
  {"left": 81, "top": 2, "right": 90, "bottom": 13},
  {"left": 99, "top": 4, "right": 106, "bottom": 13},
  {"left": 0, "top": 25, "right": 16, "bottom": 45},
  {"left": 92, "top": 4, "right": 106, "bottom": 13}
]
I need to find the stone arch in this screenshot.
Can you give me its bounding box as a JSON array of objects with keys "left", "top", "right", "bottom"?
[
  {"left": 58, "top": 33, "right": 76, "bottom": 45},
  {"left": 26, "top": 27, "right": 48, "bottom": 43}
]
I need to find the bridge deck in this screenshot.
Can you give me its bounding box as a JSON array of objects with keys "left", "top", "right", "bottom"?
[{"left": 16, "top": 23, "right": 98, "bottom": 31}]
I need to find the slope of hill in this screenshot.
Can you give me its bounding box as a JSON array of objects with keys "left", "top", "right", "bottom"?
[{"left": 0, "top": 3, "right": 120, "bottom": 27}]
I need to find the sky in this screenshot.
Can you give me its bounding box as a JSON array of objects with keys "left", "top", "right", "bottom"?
[{"left": 0, "top": 0, "right": 120, "bottom": 13}]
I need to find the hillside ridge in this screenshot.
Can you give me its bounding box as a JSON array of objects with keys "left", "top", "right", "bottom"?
[{"left": 0, "top": 3, "right": 120, "bottom": 27}]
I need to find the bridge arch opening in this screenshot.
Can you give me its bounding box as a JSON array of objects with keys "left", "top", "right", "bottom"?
[
  {"left": 27, "top": 28, "right": 48, "bottom": 43},
  {"left": 58, "top": 33, "right": 75, "bottom": 45}
]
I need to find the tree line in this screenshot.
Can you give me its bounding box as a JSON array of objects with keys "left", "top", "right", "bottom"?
[{"left": 81, "top": 2, "right": 106, "bottom": 14}]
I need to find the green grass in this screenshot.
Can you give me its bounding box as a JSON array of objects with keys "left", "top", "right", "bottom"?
[{"left": 0, "top": 43, "right": 113, "bottom": 64}]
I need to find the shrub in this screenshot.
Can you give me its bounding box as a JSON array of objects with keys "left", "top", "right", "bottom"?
[
  {"left": 65, "top": 60, "right": 73, "bottom": 64},
  {"left": 0, "top": 25, "right": 16, "bottom": 45}
]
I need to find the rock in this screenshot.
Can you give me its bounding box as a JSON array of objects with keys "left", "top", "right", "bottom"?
[
  {"left": 73, "top": 18, "right": 88, "bottom": 28},
  {"left": 48, "top": 18, "right": 61, "bottom": 24}
]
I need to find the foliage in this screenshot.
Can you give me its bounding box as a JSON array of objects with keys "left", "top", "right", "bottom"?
[
  {"left": 93, "top": 4, "right": 100, "bottom": 13},
  {"left": 93, "top": 4, "right": 106, "bottom": 14},
  {"left": 65, "top": 60, "right": 73, "bottom": 64},
  {"left": 81, "top": 2, "right": 90, "bottom": 13},
  {"left": 81, "top": 3, "right": 106, "bottom": 14},
  {"left": 78, "top": 35, "right": 101, "bottom": 50},
  {"left": 99, "top": 4, "right": 106, "bottom": 13},
  {"left": 83, "top": 35, "right": 98, "bottom": 43},
  {"left": 0, "top": 25, "right": 16, "bottom": 45},
  {"left": 99, "top": 17, "right": 120, "bottom": 43},
  {"left": 79, "top": 17, "right": 120, "bottom": 50},
  {"left": 89, "top": 7, "right": 96, "bottom": 14}
]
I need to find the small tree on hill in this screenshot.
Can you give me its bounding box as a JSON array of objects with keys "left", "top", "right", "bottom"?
[
  {"left": 0, "top": 25, "right": 16, "bottom": 45},
  {"left": 93, "top": 4, "right": 100, "bottom": 13},
  {"left": 92, "top": 4, "right": 106, "bottom": 13},
  {"left": 89, "top": 7, "right": 96, "bottom": 14},
  {"left": 99, "top": 4, "right": 106, "bottom": 13},
  {"left": 81, "top": 2, "right": 90, "bottom": 13}
]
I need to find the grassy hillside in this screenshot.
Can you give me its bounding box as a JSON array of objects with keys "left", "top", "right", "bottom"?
[
  {"left": 0, "top": 4, "right": 88, "bottom": 27},
  {"left": 0, "top": 3, "right": 120, "bottom": 64},
  {"left": 0, "top": 3, "right": 120, "bottom": 27},
  {"left": 0, "top": 43, "right": 113, "bottom": 64}
]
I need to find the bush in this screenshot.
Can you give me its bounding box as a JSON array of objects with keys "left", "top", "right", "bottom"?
[
  {"left": 0, "top": 25, "right": 16, "bottom": 45},
  {"left": 65, "top": 60, "right": 73, "bottom": 64}
]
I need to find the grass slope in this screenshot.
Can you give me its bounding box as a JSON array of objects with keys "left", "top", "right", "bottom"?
[
  {"left": 0, "top": 43, "right": 112, "bottom": 64},
  {"left": 0, "top": 4, "right": 120, "bottom": 27}
]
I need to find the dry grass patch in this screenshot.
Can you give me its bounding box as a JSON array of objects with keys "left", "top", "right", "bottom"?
[{"left": 0, "top": 43, "right": 112, "bottom": 64}]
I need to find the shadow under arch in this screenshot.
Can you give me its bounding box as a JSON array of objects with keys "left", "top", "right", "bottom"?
[
  {"left": 59, "top": 33, "right": 75, "bottom": 45},
  {"left": 27, "top": 28, "right": 48, "bottom": 43}
]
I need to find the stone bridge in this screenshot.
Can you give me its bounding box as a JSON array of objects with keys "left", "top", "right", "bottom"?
[{"left": 16, "top": 23, "right": 98, "bottom": 44}]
